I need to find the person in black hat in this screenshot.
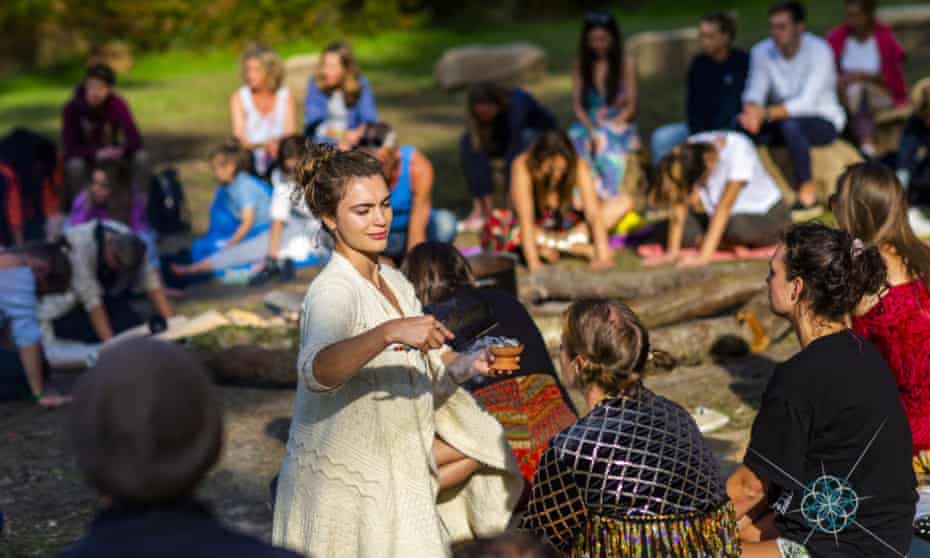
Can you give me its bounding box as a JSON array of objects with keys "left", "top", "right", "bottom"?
[{"left": 55, "top": 337, "right": 302, "bottom": 558}]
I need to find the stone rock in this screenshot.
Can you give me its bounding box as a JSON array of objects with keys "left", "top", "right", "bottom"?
[
  {"left": 433, "top": 42, "right": 546, "bottom": 91},
  {"left": 878, "top": 4, "right": 930, "bottom": 52},
  {"left": 284, "top": 53, "right": 320, "bottom": 111},
  {"left": 88, "top": 41, "right": 133, "bottom": 74},
  {"left": 627, "top": 28, "right": 700, "bottom": 81},
  {"left": 759, "top": 139, "right": 863, "bottom": 203},
  {"left": 875, "top": 105, "right": 913, "bottom": 157}
]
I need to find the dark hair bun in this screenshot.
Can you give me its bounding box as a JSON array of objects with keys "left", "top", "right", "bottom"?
[{"left": 782, "top": 222, "right": 887, "bottom": 320}]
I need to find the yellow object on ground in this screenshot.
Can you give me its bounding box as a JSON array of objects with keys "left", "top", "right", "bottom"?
[{"left": 613, "top": 211, "right": 645, "bottom": 235}]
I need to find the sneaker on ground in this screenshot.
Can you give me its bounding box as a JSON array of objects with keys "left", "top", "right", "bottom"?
[
  {"left": 909, "top": 207, "right": 930, "bottom": 238},
  {"left": 248, "top": 258, "right": 281, "bottom": 287}
]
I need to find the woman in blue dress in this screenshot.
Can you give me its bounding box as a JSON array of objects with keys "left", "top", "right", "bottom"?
[{"left": 569, "top": 11, "right": 640, "bottom": 224}]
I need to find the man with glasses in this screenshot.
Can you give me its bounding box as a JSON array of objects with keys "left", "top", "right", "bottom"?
[
  {"left": 739, "top": 1, "right": 846, "bottom": 217},
  {"left": 358, "top": 122, "right": 457, "bottom": 262},
  {"left": 650, "top": 12, "right": 749, "bottom": 164}
]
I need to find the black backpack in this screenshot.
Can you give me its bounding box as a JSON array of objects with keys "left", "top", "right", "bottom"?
[{"left": 147, "top": 168, "right": 189, "bottom": 234}]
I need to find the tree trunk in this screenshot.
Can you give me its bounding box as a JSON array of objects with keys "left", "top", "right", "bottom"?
[{"left": 518, "top": 260, "right": 769, "bottom": 302}]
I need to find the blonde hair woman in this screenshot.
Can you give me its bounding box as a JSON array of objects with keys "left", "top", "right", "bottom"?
[
  {"left": 304, "top": 41, "right": 379, "bottom": 149},
  {"left": 229, "top": 44, "right": 296, "bottom": 176}
]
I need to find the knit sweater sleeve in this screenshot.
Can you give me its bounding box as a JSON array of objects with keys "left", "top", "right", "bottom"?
[{"left": 297, "top": 277, "right": 359, "bottom": 391}]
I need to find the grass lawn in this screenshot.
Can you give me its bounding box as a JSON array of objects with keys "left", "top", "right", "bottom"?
[{"left": 1, "top": 0, "right": 927, "bottom": 236}]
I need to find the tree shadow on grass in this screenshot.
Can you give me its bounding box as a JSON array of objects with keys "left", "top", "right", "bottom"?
[{"left": 0, "top": 102, "right": 61, "bottom": 126}]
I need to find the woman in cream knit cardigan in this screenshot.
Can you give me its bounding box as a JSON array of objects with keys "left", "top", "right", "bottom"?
[{"left": 272, "top": 143, "right": 523, "bottom": 557}]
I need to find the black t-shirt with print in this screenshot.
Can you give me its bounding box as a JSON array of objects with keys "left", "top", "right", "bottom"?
[{"left": 745, "top": 330, "right": 916, "bottom": 557}]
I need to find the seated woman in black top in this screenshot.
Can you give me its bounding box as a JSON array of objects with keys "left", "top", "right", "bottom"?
[
  {"left": 521, "top": 298, "right": 739, "bottom": 557},
  {"left": 728, "top": 222, "right": 916, "bottom": 558},
  {"left": 402, "top": 241, "right": 576, "bottom": 481}
]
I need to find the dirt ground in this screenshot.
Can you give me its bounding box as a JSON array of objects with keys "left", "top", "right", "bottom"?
[{"left": 0, "top": 311, "right": 799, "bottom": 557}]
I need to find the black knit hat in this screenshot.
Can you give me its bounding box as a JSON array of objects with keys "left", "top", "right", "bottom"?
[{"left": 70, "top": 338, "right": 223, "bottom": 505}]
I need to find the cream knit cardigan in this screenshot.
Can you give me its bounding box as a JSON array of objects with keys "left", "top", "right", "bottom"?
[{"left": 272, "top": 253, "right": 523, "bottom": 557}]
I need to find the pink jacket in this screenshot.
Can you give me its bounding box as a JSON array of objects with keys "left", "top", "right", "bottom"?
[{"left": 826, "top": 22, "right": 909, "bottom": 107}]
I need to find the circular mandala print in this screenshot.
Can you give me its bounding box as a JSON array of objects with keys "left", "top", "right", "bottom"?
[{"left": 800, "top": 475, "right": 859, "bottom": 534}]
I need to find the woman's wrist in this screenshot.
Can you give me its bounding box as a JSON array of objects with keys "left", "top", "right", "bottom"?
[{"left": 377, "top": 320, "right": 397, "bottom": 347}]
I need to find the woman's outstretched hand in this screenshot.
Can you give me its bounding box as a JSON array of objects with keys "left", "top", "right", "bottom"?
[
  {"left": 446, "top": 349, "right": 516, "bottom": 383},
  {"left": 382, "top": 316, "right": 454, "bottom": 352}
]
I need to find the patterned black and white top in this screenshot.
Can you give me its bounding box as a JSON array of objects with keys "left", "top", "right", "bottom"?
[{"left": 521, "top": 386, "right": 732, "bottom": 554}]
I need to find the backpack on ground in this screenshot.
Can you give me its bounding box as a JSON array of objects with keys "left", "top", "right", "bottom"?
[{"left": 147, "top": 168, "right": 189, "bottom": 234}]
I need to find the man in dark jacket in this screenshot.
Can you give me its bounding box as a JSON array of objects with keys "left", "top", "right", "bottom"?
[
  {"left": 55, "top": 338, "right": 303, "bottom": 558},
  {"left": 650, "top": 12, "right": 749, "bottom": 163},
  {"left": 61, "top": 63, "right": 149, "bottom": 210}
]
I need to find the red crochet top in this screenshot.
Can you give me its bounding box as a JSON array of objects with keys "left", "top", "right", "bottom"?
[{"left": 853, "top": 279, "right": 930, "bottom": 454}]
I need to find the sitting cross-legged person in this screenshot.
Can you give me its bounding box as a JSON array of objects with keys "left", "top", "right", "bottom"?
[
  {"left": 66, "top": 159, "right": 158, "bottom": 268},
  {"left": 248, "top": 135, "right": 332, "bottom": 286},
  {"left": 833, "top": 163, "right": 930, "bottom": 472},
  {"left": 171, "top": 141, "right": 273, "bottom": 279},
  {"left": 739, "top": 1, "right": 846, "bottom": 215},
  {"left": 357, "top": 122, "right": 456, "bottom": 262},
  {"left": 55, "top": 337, "right": 303, "bottom": 558},
  {"left": 521, "top": 298, "right": 739, "bottom": 557},
  {"left": 402, "top": 242, "right": 578, "bottom": 481},
  {"left": 61, "top": 63, "right": 149, "bottom": 210},
  {"left": 728, "top": 223, "right": 915, "bottom": 557},
  {"left": 651, "top": 11, "right": 749, "bottom": 163},
  {"left": 826, "top": 0, "right": 909, "bottom": 158}
]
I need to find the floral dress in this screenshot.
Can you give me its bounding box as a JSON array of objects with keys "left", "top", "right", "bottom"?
[{"left": 568, "top": 89, "right": 640, "bottom": 199}]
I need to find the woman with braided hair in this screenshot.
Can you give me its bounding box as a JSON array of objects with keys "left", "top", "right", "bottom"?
[
  {"left": 271, "top": 143, "right": 523, "bottom": 557},
  {"left": 521, "top": 298, "right": 740, "bottom": 557}
]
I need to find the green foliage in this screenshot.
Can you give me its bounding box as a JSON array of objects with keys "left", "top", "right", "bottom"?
[{"left": 0, "top": 0, "right": 419, "bottom": 70}]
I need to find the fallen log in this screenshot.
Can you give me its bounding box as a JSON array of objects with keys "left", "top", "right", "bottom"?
[
  {"left": 201, "top": 345, "right": 297, "bottom": 388},
  {"left": 529, "top": 267, "right": 767, "bottom": 329},
  {"left": 518, "top": 260, "right": 768, "bottom": 302},
  {"left": 189, "top": 325, "right": 300, "bottom": 388},
  {"left": 532, "top": 292, "right": 790, "bottom": 366}
]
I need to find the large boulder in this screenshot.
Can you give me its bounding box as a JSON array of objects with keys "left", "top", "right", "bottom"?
[
  {"left": 759, "top": 139, "right": 863, "bottom": 203},
  {"left": 627, "top": 28, "right": 700, "bottom": 81},
  {"left": 88, "top": 40, "right": 133, "bottom": 74},
  {"left": 434, "top": 42, "right": 546, "bottom": 91},
  {"left": 284, "top": 53, "right": 320, "bottom": 114},
  {"left": 878, "top": 4, "right": 930, "bottom": 52}
]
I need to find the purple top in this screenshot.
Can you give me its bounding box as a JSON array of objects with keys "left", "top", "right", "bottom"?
[
  {"left": 67, "top": 190, "right": 149, "bottom": 233},
  {"left": 62, "top": 85, "right": 143, "bottom": 162}
]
